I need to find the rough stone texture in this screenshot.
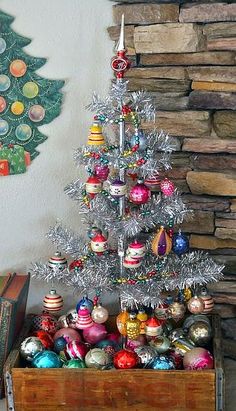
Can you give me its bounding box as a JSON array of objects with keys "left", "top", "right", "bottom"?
[
  {"left": 166, "top": 166, "right": 191, "bottom": 179},
  {"left": 128, "top": 78, "right": 191, "bottom": 93},
  {"left": 187, "top": 171, "right": 236, "bottom": 196},
  {"left": 213, "top": 255, "right": 236, "bottom": 274},
  {"left": 190, "top": 234, "right": 236, "bottom": 250},
  {"left": 207, "top": 38, "right": 236, "bottom": 51},
  {"left": 204, "top": 22, "right": 236, "bottom": 50},
  {"left": 222, "top": 318, "right": 236, "bottom": 338},
  {"left": 126, "top": 67, "right": 187, "bottom": 80},
  {"left": 187, "top": 66, "right": 236, "bottom": 83},
  {"left": 177, "top": 210, "right": 214, "bottom": 233},
  {"left": 213, "top": 111, "right": 236, "bottom": 139},
  {"left": 113, "top": 4, "right": 179, "bottom": 25},
  {"left": 208, "top": 281, "right": 236, "bottom": 293},
  {"left": 149, "top": 93, "right": 189, "bottom": 110},
  {"left": 216, "top": 219, "right": 236, "bottom": 229},
  {"left": 213, "top": 293, "right": 236, "bottom": 305},
  {"left": 182, "top": 194, "right": 230, "bottom": 212},
  {"left": 192, "top": 81, "right": 236, "bottom": 93},
  {"left": 190, "top": 154, "right": 236, "bottom": 171},
  {"left": 216, "top": 212, "right": 236, "bottom": 219},
  {"left": 231, "top": 199, "right": 236, "bottom": 212},
  {"left": 183, "top": 139, "right": 236, "bottom": 154},
  {"left": 134, "top": 23, "right": 205, "bottom": 54},
  {"left": 216, "top": 228, "right": 236, "bottom": 241},
  {"left": 143, "top": 111, "right": 211, "bottom": 137},
  {"left": 189, "top": 90, "right": 236, "bottom": 110},
  {"left": 171, "top": 152, "right": 191, "bottom": 166},
  {"left": 107, "top": 25, "right": 135, "bottom": 55},
  {"left": 214, "top": 304, "right": 236, "bottom": 318},
  {"left": 140, "top": 51, "right": 236, "bottom": 66},
  {"left": 173, "top": 179, "right": 190, "bottom": 193},
  {"left": 180, "top": 3, "right": 236, "bottom": 23}
]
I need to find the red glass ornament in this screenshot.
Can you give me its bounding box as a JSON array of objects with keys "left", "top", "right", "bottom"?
[
  {"left": 31, "top": 312, "right": 59, "bottom": 335},
  {"left": 69, "top": 259, "right": 83, "bottom": 271},
  {"left": 32, "top": 330, "right": 54, "bottom": 350},
  {"left": 94, "top": 165, "right": 109, "bottom": 182},
  {"left": 129, "top": 179, "right": 151, "bottom": 205},
  {"left": 160, "top": 178, "right": 175, "bottom": 196},
  {"left": 113, "top": 349, "right": 139, "bottom": 369},
  {"left": 65, "top": 340, "right": 89, "bottom": 360}
]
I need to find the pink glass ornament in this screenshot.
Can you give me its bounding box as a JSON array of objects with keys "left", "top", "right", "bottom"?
[
  {"left": 160, "top": 178, "right": 175, "bottom": 196},
  {"left": 94, "top": 165, "right": 109, "bottom": 181},
  {"left": 126, "top": 334, "right": 146, "bottom": 351},
  {"left": 129, "top": 179, "right": 151, "bottom": 205},
  {"left": 83, "top": 323, "right": 107, "bottom": 345},
  {"left": 53, "top": 327, "right": 81, "bottom": 343},
  {"left": 76, "top": 307, "right": 94, "bottom": 329},
  {"left": 65, "top": 340, "right": 89, "bottom": 360},
  {"left": 183, "top": 347, "right": 214, "bottom": 370}
]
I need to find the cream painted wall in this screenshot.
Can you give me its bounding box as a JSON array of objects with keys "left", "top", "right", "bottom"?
[{"left": 0, "top": 0, "right": 116, "bottom": 313}]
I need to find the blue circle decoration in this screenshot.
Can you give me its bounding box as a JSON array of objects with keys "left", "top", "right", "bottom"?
[
  {"left": 32, "top": 351, "right": 62, "bottom": 368},
  {"left": 15, "top": 124, "right": 32, "bottom": 142},
  {"left": 76, "top": 296, "right": 94, "bottom": 313},
  {"left": 0, "top": 38, "right": 6, "bottom": 54},
  {"left": 0, "top": 74, "right": 11, "bottom": 92},
  {"left": 172, "top": 231, "right": 189, "bottom": 256},
  {"left": 0, "top": 118, "right": 9, "bottom": 135},
  {"left": 146, "top": 355, "right": 175, "bottom": 370}
]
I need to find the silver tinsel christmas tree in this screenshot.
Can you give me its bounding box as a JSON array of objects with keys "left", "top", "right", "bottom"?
[{"left": 32, "top": 16, "right": 223, "bottom": 309}]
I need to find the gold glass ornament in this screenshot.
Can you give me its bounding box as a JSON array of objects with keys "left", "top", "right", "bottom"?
[
  {"left": 188, "top": 321, "right": 212, "bottom": 346},
  {"left": 151, "top": 226, "right": 172, "bottom": 257},
  {"left": 116, "top": 309, "right": 129, "bottom": 336},
  {"left": 184, "top": 287, "right": 192, "bottom": 302},
  {"left": 168, "top": 302, "right": 186, "bottom": 322},
  {"left": 187, "top": 296, "right": 205, "bottom": 315},
  {"left": 137, "top": 310, "right": 148, "bottom": 334},
  {"left": 125, "top": 313, "right": 141, "bottom": 340}
]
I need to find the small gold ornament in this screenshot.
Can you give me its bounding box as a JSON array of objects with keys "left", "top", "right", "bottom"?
[
  {"left": 116, "top": 309, "right": 129, "bottom": 336},
  {"left": 137, "top": 310, "right": 148, "bottom": 334},
  {"left": 151, "top": 226, "right": 172, "bottom": 257},
  {"left": 168, "top": 302, "right": 186, "bottom": 322},
  {"left": 87, "top": 122, "right": 105, "bottom": 146},
  {"left": 184, "top": 287, "right": 192, "bottom": 302},
  {"left": 125, "top": 313, "right": 141, "bottom": 340}
]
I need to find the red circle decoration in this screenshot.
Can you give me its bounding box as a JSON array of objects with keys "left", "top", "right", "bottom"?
[
  {"left": 0, "top": 96, "right": 6, "bottom": 113},
  {"left": 9, "top": 59, "right": 27, "bottom": 77}
]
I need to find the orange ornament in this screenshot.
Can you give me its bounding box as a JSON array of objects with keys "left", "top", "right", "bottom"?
[
  {"left": 116, "top": 309, "right": 129, "bottom": 336},
  {"left": 151, "top": 226, "right": 172, "bottom": 257},
  {"left": 10, "top": 59, "right": 27, "bottom": 77}
]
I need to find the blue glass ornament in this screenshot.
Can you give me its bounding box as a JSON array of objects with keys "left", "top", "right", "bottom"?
[
  {"left": 146, "top": 355, "right": 175, "bottom": 370},
  {"left": 0, "top": 38, "right": 6, "bottom": 54},
  {"left": 130, "top": 132, "right": 147, "bottom": 151},
  {"left": 172, "top": 231, "right": 189, "bottom": 256},
  {"left": 0, "top": 118, "right": 9, "bottom": 135},
  {"left": 32, "top": 351, "right": 62, "bottom": 368},
  {"left": 54, "top": 336, "right": 67, "bottom": 353},
  {"left": 76, "top": 296, "right": 94, "bottom": 313}
]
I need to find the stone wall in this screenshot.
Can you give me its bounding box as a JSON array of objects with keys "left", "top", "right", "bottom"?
[{"left": 108, "top": 0, "right": 236, "bottom": 343}]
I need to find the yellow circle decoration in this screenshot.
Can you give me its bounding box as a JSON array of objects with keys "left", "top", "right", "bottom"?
[
  {"left": 22, "top": 81, "right": 39, "bottom": 99},
  {"left": 11, "top": 101, "right": 24, "bottom": 115}
]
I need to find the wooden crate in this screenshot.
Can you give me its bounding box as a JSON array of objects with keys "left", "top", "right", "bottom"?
[{"left": 4, "top": 315, "right": 224, "bottom": 411}]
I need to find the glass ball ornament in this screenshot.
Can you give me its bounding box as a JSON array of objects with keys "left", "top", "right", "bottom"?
[
  {"left": 28, "top": 104, "right": 45, "bottom": 122},
  {"left": 172, "top": 338, "right": 195, "bottom": 356},
  {"left": 31, "top": 330, "right": 54, "bottom": 350},
  {"left": 10, "top": 59, "right": 27, "bottom": 77},
  {"left": 76, "top": 296, "right": 94, "bottom": 313},
  {"left": 183, "top": 314, "right": 211, "bottom": 333},
  {"left": 145, "top": 317, "right": 163, "bottom": 337},
  {"left": 136, "top": 309, "right": 148, "bottom": 334},
  {"left": 0, "top": 96, "right": 6, "bottom": 113},
  {"left": 83, "top": 322, "right": 107, "bottom": 344},
  {"left": 134, "top": 346, "right": 157, "bottom": 366},
  {"left": 96, "top": 339, "right": 119, "bottom": 358},
  {"left": 54, "top": 336, "right": 67, "bottom": 353},
  {"left": 0, "top": 37, "right": 6, "bottom": 54},
  {"left": 168, "top": 302, "right": 186, "bottom": 322},
  {"left": 76, "top": 307, "right": 94, "bottom": 329},
  {"left": 57, "top": 314, "right": 69, "bottom": 329},
  {"left": 199, "top": 288, "right": 214, "bottom": 314},
  {"left": 144, "top": 173, "right": 162, "bottom": 192},
  {"left": 85, "top": 175, "right": 102, "bottom": 198},
  {"left": 65, "top": 340, "right": 89, "bottom": 360},
  {"left": 87, "top": 226, "right": 102, "bottom": 240},
  {"left": 151, "top": 226, "right": 172, "bottom": 257},
  {"left": 116, "top": 309, "right": 129, "bottom": 336},
  {"left": 188, "top": 321, "right": 212, "bottom": 347},
  {"left": 90, "top": 233, "right": 108, "bottom": 255},
  {"left": 43, "top": 289, "right": 63, "bottom": 313},
  {"left": 110, "top": 179, "right": 127, "bottom": 198},
  {"left": 31, "top": 312, "right": 59, "bottom": 335},
  {"left": 126, "top": 240, "right": 146, "bottom": 260},
  {"left": 129, "top": 179, "right": 151, "bottom": 205},
  {"left": 94, "top": 164, "right": 109, "bottom": 181},
  {"left": 187, "top": 296, "right": 205, "bottom": 315},
  {"left": 172, "top": 231, "right": 189, "bottom": 256},
  {"left": 146, "top": 355, "right": 175, "bottom": 370},
  {"left": 66, "top": 308, "right": 78, "bottom": 329},
  {"left": 183, "top": 347, "right": 214, "bottom": 370},
  {"left": 48, "top": 251, "right": 67, "bottom": 271},
  {"left": 15, "top": 124, "right": 32, "bottom": 141},
  {"left": 154, "top": 303, "right": 169, "bottom": 321},
  {"left": 126, "top": 334, "right": 146, "bottom": 351},
  {"left": 113, "top": 349, "right": 139, "bottom": 369},
  {"left": 32, "top": 351, "right": 62, "bottom": 368},
  {"left": 149, "top": 336, "right": 170, "bottom": 353},
  {"left": 85, "top": 348, "right": 111, "bottom": 369},
  {"left": 63, "top": 359, "right": 86, "bottom": 368},
  {"left": 0, "top": 118, "right": 9, "bottom": 135},
  {"left": 123, "top": 254, "right": 142, "bottom": 269},
  {"left": 53, "top": 327, "right": 81, "bottom": 344},
  {"left": 11, "top": 101, "right": 24, "bottom": 115},
  {"left": 130, "top": 131, "right": 148, "bottom": 151},
  {"left": 160, "top": 178, "right": 175, "bottom": 196},
  {"left": 20, "top": 336, "right": 45, "bottom": 361},
  {"left": 0, "top": 74, "right": 10, "bottom": 92},
  {"left": 91, "top": 304, "right": 109, "bottom": 324},
  {"left": 125, "top": 313, "right": 141, "bottom": 340},
  {"left": 22, "top": 81, "right": 39, "bottom": 98}
]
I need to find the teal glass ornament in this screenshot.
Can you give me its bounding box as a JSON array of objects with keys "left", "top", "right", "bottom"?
[
  {"left": 32, "top": 350, "right": 62, "bottom": 368},
  {"left": 0, "top": 118, "right": 9, "bottom": 135},
  {"left": 146, "top": 355, "right": 175, "bottom": 370},
  {"left": 63, "top": 359, "right": 86, "bottom": 368}
]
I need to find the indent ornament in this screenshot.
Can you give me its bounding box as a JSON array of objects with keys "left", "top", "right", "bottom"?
[{"left": 151, "top": 226, "right": 172, "bottom": 257}]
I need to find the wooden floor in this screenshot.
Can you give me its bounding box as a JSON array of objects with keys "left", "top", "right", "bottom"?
[{"left": 0, "top": 359, "right": 235, "bottom": 411}]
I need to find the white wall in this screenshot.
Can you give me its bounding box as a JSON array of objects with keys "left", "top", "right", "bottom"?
[{"left": 0, "top": 0, "right": 115, "bottom": 313}]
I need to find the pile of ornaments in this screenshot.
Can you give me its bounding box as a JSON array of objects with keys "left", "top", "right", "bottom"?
[{"left": 19, "top": 290, "right": 215, "bottom": 371}]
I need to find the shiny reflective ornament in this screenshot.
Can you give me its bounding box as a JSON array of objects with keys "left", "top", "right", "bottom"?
[
  {"left": 146, "top": 355, "right": 175, "bottom": 370},
  {"left": 15, "top": 124, "right": 32, "bottom": 141},
  {"left": 76, "top": 307, "right": 94, "bottom": 329},
  {"left": 0, "top": 96, "right": 6, "bottom": 113},
  {"left": 134, "top": 346, "right": 157, "bottom": 366},
  {"left": 113, "top": 349, "right": 139, "bottom": 369},
  {"left": 149, "top": 336, "right": 170, "bottom": 353},
  {"left": 20, "top": 337, "right": 45, "bottom": 361},
  {"left": 172, "top": 338, "right": 195, "bottom": 356},
  {"left": 11, "top": 101, "right": 24, "bottom": 115},
  {"left": 87, "top": 226, "right": 102, "bottom": 240},
  {"left": 54, "top": 336, "right": 67, "bottom": 353},
  {"left": 87, "top": 122, "right": 105, "bottom": 146},
  {"left": 127, "top": 240, "right": 146, "bottom": 260},
  {"left": 66, "top": 340, "right": 89, "bottom": 360},
  {"left": 90, "top": 233, "right": 108, "bottom": 255},
  {"left": 126, "top": 335, "right": 146, "bottom": 351},
  {"left": 129, "top": 179, "right": 151, "bottom": 205},
  {"left": 63, "top": 359, "right": 86, "bottom": 368},
  {"left": 130, "top": 131, "right": 147, "bottom": 151},
  {"left": 145, "top": 317, "right": 163, "bottom": 337},
  {"left": 66, "top": 308, "right": 78, "bottom": 329},
  {"left": 123, "top": 254, "right": 142, "bottom": 269},
  {"left": 168, "top": 328, "right": 186, "bottom": 343},
  {"left": 0, "top": 118, "right": 9, "bottom": 135},
  {"left": 31, "top": 312, "right": 59, "bottom": 335},
  {"left": 172, "top": 231, "right": 189, "bottom": 255},
  {"left": 32, "top": 351, "right": 62, "bottom": 368},
  {"left": 169, "top": 350, "right": 183, "bottom": 369},
  {"left": 0, "top": 38, "right": 6, "bottom": 54},
  {"left": 116, "top": 309, "right": 129, "bottom": 336},
  {"left": 53, "top": 327, "right": 81, "bottom": 344},
  {"left": 28, "top": 104, "right": 45, "bottom": 122},
  {"left": 199, "top": 288, "right": 214, "bottom": 314},
  {"left": 125, "top": 313, "right": 141, "bottom": 340},
  {"left": 96, "top": 339, "right": 119, "bottom": 358},
  {"left": 85, "top": 175, "right": 102, "bottom": 198},
  {"left": 22, "top": 81, "right": 39, "bottom": 98},
  {"left": 85, "top": 348, "right": 111, "bottom": 369},
  {"left": 43, "top": 289, "right": 63, "bottom": 312},
  {"left": 0, "top": 74, "right": 10, "bottom": 91},
  {"left": 91, "top": 304, "right": 109, "bottom": 324},
  {"left": 187, "top": 296, "right": 204, "bottom": 315},
  {"left": 183, "top": 347, "right": 214, "bottom": 370},
  {"left": 110, "top": 179, "right": 127, "bottom": 198},
  {"left": 32, "top": 330, "right": 54, "bottom": 350},
  {"left": 57, "top": 314, "right": 69, "bottom": 329},
  {"left": 188, "top": 321, "right": 212, "bottom": 347},
  {"left": 184, "top": 287, "right": 192, "bottom": 302},
  {"left": 168, "top": 302, "right": 186, "bottom": 322},
  {"left": 94, "top": 164, "right": 109, "bottom": 181},
  {"left": 76, "top": 296, "right": 94, "bottom": 313},
  {"left": 144, "top": 173, "right": 162, "bottom": 192},
  {"left": 48, "top": 251, "right": 67, "bottom": 271},
  {"left": 83, "top": 323, "right": 107, "bottom": 345},
  {"left": 160, "top": 178, "right": 175, "bottom": 196},
  {"left": 151, "top": 226, "right": 172, "bottom": 257},
  {"left": 10, "top": 59, "right": 27, "bottom": 77},
  {"left": 154, "top": 303, "right": 169, "bottom": 321},
  {"left": 183, "top": 314, "right": 211, "bottom": 332},
  {"left": 137, "top": 310, "right": 148, "bottom": 334}
]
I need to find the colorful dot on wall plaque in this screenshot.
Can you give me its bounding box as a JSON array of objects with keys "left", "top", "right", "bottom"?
[
  {"left": 29, "top": 104, "right": 45, "bottom": 122},
  {"left": 11, "top": 101, "right": 24, "bottom": 115},
  {"left": 0, "top": 38, "right": 6, "bottom": 54},
  {"left": 22, "top": 81, "right": 39, "bottom": 99},
  {"left": 0, "top": 97, "right": 6, "bottom": 113},
  {"left": 0, "top": 118, "right": 9, "bottom": 136},
  {"left": 10, "top": 59, "right": 27, "bottom": 78},
  {"left": 0, "top": 74, "right": 11, "bottom": 92},
  {"left": 15, "top": 124, "right": 32, "bottom": 141}
]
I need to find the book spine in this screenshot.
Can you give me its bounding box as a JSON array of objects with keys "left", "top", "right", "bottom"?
[{"left": 0, "top": 300, "right": 12, "bottom": 398}]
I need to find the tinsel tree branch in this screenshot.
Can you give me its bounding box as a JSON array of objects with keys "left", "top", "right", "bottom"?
[{"left": 46, "top": 223, "right": 87, "bottom": 258}]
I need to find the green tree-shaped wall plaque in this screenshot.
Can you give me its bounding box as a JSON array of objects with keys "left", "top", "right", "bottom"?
[{"left": 0, "top": 10, "right": 64, "bottom": 176}]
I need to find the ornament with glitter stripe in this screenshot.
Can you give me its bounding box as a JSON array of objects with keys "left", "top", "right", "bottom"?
[
  {"left": 48, "top": 251, "right": 67, "bottom": 271},
  {"left": 151, "top": 226, "right": 172, "bottom": 257},
  {"left": 65, "top": 340, "right": 89, "bottom": 360},
  {"left": 43, "top": 289, "right": 63, "bottom": 312},
  {"left": 123, "top": 255, "right": 142, "bottom": 269},
  {"left": 160, "top": 178, "right": 175, "bottom": 196},
  {"left": 76, "top": 307, "right": 94, "bottom": 330},
  {"left": 145, "top": 317, "right": 163, "bottom": 338},
  {"left": 110, "top": 179, "right": 127, "bottom": 198},
  {"left": 127, "top": 240, "right": 146, "bottom": 260},
  {"left": 144, "top": 173, "right": 162, "bottom": 192},
  {"left": 90, "top": 233, "right": 108, "bottom": 255}
]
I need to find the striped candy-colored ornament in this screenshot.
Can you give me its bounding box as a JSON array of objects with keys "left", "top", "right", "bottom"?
[
  {"left": 76, "top": 307, "right": 94, "bottom": 329},
  {"left": 43, "top": 289, "right": 63, "bottom": 312},
  {"left": 144, "top": 174, "right": 161, "bottom": 192},
  {"left": 65, "top": 341, "right": 89, "bottom": 360},
  {"left": 87, "top": 122, "right": 105, "bottom": 146},
  {"left": 85, "top": 175, "right": 102, "bottom": 199},
  {"left": 127, "top": 240, "right": 146, "bottom": 260},
  {"left": 199, "top": 289, "right": 214, "bottom": 314},
  {"left": 123, "top": 255, "right": 142, "bottom": 269},
  {"left": 48, "top": 251, "right": 67, "bottom": 271},
  {"left": 151, "top": 226, "right": 172, "bottom": 257}
]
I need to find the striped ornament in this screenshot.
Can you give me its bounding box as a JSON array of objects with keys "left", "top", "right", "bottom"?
[
  {"left": 48, "top": 251, "right": 67, "bottom": 271},
  {"left": 200, "top": 290, "right": 214, "bottom": 314},
  {"left": 43, "top": 289, "right": 63, "bottom": 312}
]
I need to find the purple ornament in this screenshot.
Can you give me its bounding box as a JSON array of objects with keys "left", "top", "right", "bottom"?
[
  {"left": 110, "top": 179, "right": 127, "bottom": 198},
  {"left": 94, "top": 165, "right": 109, "bottom": 181},
  {"left": 158, "top": 229, "right": 167, "bottom": 256}
]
